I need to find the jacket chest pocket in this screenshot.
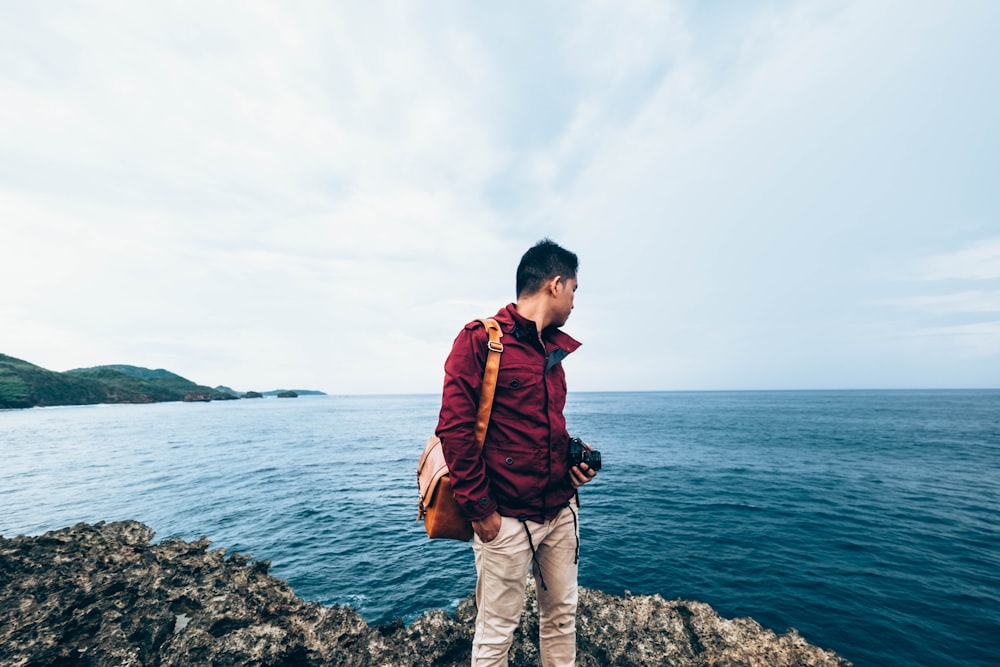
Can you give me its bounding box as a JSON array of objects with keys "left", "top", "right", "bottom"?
[
  {"left": 497, "top": 366, "right": 541, "bottom": 392},
  {"left": 492, "top": 365, "right": 545, "bottom": 429}
]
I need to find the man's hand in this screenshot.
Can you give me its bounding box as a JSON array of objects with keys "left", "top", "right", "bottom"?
[
  {"left": 472, "top": 512, "right": 503, "bottom": 543},
  {"left": 570, "top": 462, "right": 597, "bottom": 487},
  {"left": 570, "top": 440, "right": 598, "bottom": 488}
]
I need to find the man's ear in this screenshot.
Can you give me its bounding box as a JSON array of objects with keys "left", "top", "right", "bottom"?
[{"left": 548, "top": 276, "right": 564, "bottom": 296}]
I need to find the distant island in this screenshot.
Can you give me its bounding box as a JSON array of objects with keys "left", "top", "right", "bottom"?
[{"left": 0, "top": 354, "right": 326, "bottom": 409}]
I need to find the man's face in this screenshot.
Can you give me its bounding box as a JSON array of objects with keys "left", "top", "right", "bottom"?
[{"left": 552, "top": 276, "right": 577, "bottom": 327}]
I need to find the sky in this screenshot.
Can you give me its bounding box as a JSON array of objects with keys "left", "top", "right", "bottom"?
[{"left": 1, "top": 1, "right": 998, "bottom": 394}]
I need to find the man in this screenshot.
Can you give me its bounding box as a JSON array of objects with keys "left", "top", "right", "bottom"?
[{"left": 436, "top": 238, "right": 597, "bottom": 667}]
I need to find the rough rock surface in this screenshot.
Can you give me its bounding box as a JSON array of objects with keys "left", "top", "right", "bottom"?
[{"left": 0, "top": 522, "right": 851, "bottom": 666}]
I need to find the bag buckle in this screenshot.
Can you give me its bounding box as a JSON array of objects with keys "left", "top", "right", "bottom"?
[{"left": 487, "top": 340, "right": 504, "bottom": 353}]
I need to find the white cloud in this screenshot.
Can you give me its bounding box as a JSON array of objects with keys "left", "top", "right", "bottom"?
[
  {"left": 916, "top": 238, "right": 1000, "bottom": 282},
  {"left": 906, "top": 321, "right": 1000, "bottom": 359},
  {"left": 876, "top": 290, "right": 1000, "bottom": 315},
  {"left": 2, "top": 1, "right": 999, "bottom": 391},
  {"left": 869, "top": 238, "right": 1000, "bottom": 365}
]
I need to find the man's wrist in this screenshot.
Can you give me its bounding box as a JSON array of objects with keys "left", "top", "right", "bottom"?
[{"left": 466, "top": 499, "right": 498, "bottom": 522}]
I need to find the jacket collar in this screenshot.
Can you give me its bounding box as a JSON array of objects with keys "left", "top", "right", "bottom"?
[{"left": 495, "top": 303, "right": 582, "bottom": 354}]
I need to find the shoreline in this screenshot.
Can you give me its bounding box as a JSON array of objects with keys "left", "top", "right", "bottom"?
[{"left": 1, "top": 520, "right": 851, "bottom": 666}]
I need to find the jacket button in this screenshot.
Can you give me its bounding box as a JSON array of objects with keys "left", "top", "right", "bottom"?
[
  {"left": 505, "top": 457, "right": 514, "bottom": 465},
  {"left": 479, "top": 497, "right": 490, "bottom": 506},
  {"left": 510, "top": 379, "right": 520, "bottom": 388}
]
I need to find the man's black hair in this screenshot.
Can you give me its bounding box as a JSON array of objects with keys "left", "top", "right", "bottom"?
[{"left": 516, "top": 238, "right": 579, "bottom": 298}]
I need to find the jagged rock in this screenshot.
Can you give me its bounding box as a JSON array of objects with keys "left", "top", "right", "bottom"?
[{"left": 0, "top": 522, "right": 851, "bottom": 666}]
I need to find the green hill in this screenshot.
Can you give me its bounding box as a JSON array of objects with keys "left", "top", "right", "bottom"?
[
  {"left": 0, "top": 355, "right": 110, "bottom": 409},
  {"left": 0, "top": 355, "right": 236, "bottom": 409},
  {"left": 69, "top": 364, "right": 190, "bottom": 382}
]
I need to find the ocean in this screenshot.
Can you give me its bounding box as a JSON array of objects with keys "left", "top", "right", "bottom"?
[{"left": 1, "top": 390, "right": 997, "bottom": 667}]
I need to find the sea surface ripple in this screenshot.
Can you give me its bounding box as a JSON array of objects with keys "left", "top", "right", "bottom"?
[{"left": 1, "top": 390, "right": 998, "bottom": 667}]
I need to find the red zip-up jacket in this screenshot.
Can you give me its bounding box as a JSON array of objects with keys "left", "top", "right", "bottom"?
[{"left": 436, "top": 303, "right": 581, "bottom": 523}]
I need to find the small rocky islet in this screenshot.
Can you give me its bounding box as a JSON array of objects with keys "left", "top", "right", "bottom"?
[{"left": 0, "top": 521, "right": 850, "bottom": 666}]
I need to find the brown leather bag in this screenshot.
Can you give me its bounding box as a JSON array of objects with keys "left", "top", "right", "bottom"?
[{"left": 417, "top": 318, "right": 503, "bottom": 541}]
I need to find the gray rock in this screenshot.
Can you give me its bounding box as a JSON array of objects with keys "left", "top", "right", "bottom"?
[{"left": 0, "top": 522, "right": 851, "bottom": 666}]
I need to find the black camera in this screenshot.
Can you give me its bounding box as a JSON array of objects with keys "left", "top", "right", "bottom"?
[{"left": 568, "top": 436, "right": 602, "bottom": 472}]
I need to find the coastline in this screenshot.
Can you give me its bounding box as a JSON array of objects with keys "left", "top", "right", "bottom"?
[{"left": 1, "top": 521, "right": 851, "bottom": 666}]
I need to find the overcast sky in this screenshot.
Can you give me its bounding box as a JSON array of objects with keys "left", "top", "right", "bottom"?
[{"left": 2, "top": 1, "right": 998, "bottom": 394}]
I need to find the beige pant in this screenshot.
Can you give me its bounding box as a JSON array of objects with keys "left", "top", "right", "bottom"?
[{"left": 471, "top": 503, "right": 579, "bottom": 667}]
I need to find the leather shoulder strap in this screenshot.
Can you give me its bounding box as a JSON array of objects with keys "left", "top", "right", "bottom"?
[{"left": 473, "top": 318, "right": 503, "bottom": 451}]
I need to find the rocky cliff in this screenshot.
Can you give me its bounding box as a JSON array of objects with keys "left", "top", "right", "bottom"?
[{"left": 0, "top": 522, "right": 851, "bottom": 666}]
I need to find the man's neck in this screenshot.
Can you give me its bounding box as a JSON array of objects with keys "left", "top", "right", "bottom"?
[{"left": 514, "top": 297, "right": 552, "bottom": 338}]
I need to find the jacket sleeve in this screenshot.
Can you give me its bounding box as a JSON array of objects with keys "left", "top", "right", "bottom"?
[{"left": 435, "top": 324, "right": 498, "bottom": 521}]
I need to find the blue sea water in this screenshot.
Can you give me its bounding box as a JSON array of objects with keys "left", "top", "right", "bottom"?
[{"left": 1, "top": 390, "right": 998, "bottom": 667}]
